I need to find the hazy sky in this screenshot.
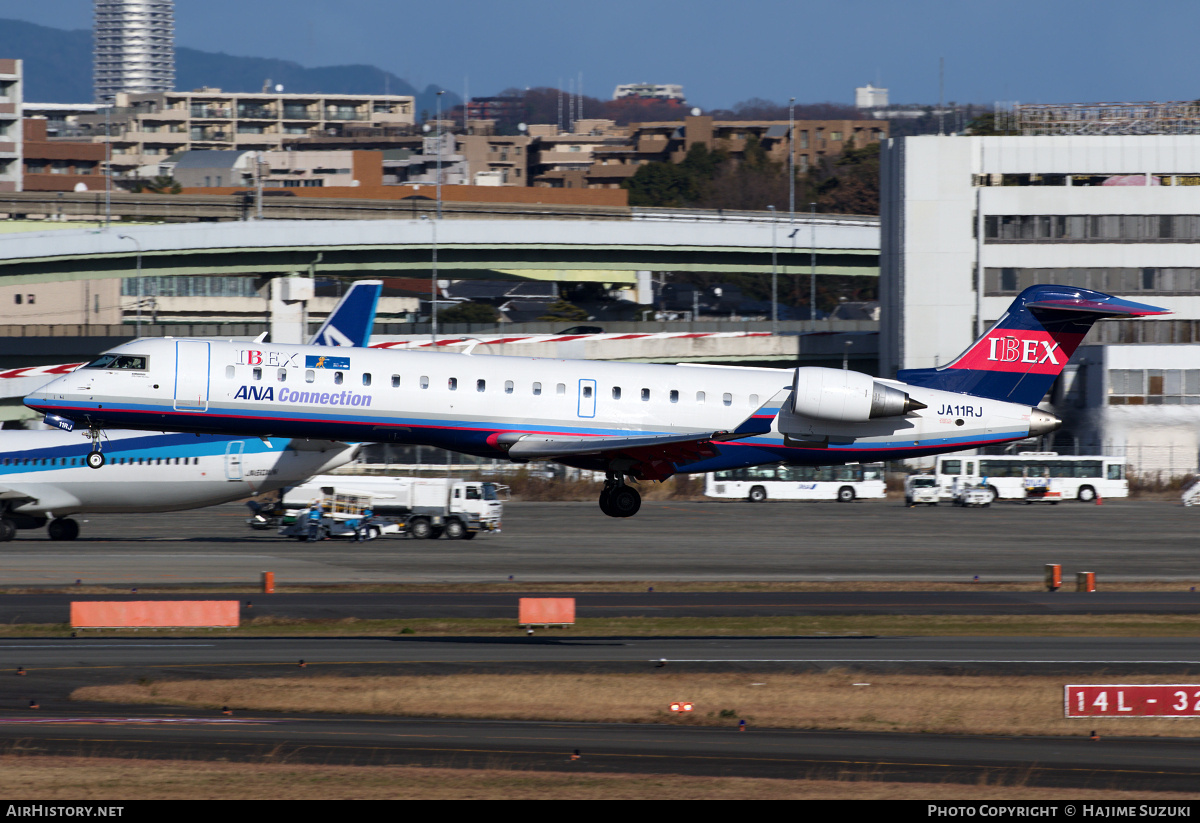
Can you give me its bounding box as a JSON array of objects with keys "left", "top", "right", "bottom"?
[{"left": 6, "top": 0, "right": 1199, "bottom": 109}]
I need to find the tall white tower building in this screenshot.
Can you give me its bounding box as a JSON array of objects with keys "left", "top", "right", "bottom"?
[{"left": 93, "top": 0, "right": 175, "bottom": 104}]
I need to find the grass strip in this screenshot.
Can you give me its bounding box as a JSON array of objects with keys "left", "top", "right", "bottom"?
[
  {"left": 6, "top": 613, "right": 1200, "bottom": 638},
  {"left": 1, "top": 756, "right": 1196, "bottom": 800},
  {"left": 2, "top": 581, "right": 1199, "bottom": 593},
  {"left": 72, "top": 672, "right": 1200, "bottom": 738}
]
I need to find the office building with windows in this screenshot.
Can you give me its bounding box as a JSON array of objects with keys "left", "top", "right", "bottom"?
[{"left": 880, "top": 133, "right": 1200, "bottom": 474}]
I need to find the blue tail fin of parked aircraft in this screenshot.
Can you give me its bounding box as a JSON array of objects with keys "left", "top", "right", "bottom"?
[
  {"left": 308, "top": 280, "right": 382, "bottom": 347},
  {"left": 897, "top": 285, "right": 1169, "bottom": 405}
]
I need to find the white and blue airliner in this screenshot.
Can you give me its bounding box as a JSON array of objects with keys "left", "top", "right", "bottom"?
[{"left": 25, "top": 285, "right": 1167, "bottom": 519}]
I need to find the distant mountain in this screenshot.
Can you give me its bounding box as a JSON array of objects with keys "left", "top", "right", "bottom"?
[{"left": 0, "top": 18, "right": 457, "bottom": 114}]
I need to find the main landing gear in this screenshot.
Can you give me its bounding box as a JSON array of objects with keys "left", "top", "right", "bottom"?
[{"left": 599, "top": 473, "right": 641, "bottom": 518}]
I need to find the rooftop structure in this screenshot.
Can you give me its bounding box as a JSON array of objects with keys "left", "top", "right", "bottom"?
[
  {"left": 1012, "top": 101, "right": 1200, "bottom": 136},
  {"left": 855, "top": 84, "right": 888, "bottom": 109},
  {"left": 94, "top": 0, "right": 175, "bottom": 104},
  {"left": 613, "top": 83, "right": 685, "bottom": 102}
]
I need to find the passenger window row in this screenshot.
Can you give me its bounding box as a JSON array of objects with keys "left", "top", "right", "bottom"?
[
  {"left": 3, "top": 456, "right": 200, "bottom": 466},
  {"left": 230, "top": 366, "right": 757, "bottom": 408}
]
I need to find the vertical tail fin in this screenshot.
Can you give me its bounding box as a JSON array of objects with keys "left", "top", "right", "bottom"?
[
  {"left": 309, "top": 280, "right": 383, "bottom": 347},
  {"left": 897, "top": 285, "right": 1168, "bottom": 405}
]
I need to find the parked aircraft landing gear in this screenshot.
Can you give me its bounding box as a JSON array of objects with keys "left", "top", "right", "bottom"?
[
  {"left": 599, "top": 474, "right": 641, "bottom": 518},
  {"left": 48, "top": 518, "right": 79, "bottom": 541}
]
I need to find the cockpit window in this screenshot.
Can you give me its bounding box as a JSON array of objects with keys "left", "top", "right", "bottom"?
[{"left": 84, "top": 354, "right": 148, "bottom": 370}]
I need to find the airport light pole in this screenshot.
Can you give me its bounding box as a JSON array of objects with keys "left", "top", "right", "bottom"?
[
  {"left": 423, "top": 215, "right": 438, "bottom": 347},
  {"left": 435, "top": 90, "right": 445, "bottom": 220},
  {"left": 118, "top": 234, "right": 143, "bottom": 335},
  {"left": 788, "top": 97, "right": 795, "bottom": 224},
  {"left": 809, "top": 202, "right": 817, "bottom": 323},
  {"left": 768, "top": 205, "right": 778, "bottom": 333}
]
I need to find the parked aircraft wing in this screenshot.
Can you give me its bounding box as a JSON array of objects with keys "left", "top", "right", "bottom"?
[{"left": 0, "top": 487, "right": 36, "bottom": 504}]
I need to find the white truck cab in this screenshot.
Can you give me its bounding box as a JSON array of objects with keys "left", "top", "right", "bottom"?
[{"left": 904, "top": 475, "right": 940, "bottom": 506}]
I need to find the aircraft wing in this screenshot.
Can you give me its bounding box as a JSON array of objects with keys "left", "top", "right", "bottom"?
[
  {"left": 505, "top": 389, "right": 790, "bottom": 479},
  {"left": 0, "top": 486, "right": 37, "bottom": 504},
  {"left": 0, "top": 483, "right": 81, "bottom": 513}
]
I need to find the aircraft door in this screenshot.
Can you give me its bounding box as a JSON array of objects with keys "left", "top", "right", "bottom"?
[
  {"left": 174, "top": 341, "right": 210, "bottom": 411},
  {"left": 577, "top": 379, "right": 596, "bottom": 418},
  {"left": 224, "top": 440, "right": 244, "bottom": 481}
]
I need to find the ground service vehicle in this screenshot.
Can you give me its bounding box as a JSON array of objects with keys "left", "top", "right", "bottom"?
[
  {"left": 280, "top": 475, "right": 502, "bottom": 539},
  {"left": 934, "top": 452, "right": 1128, "bottom": 502},
  {"left": 904, "top": 475, "right": 939, "bottom": 506},
  {"left": 29, "top": 285, "right": 1166, "bottom": 519},
  {"left": 706, "top": 463, "right": 885, "bottom": 502},
  {"left": 277, "top": 487, "right": 401, "bottom": 541}
]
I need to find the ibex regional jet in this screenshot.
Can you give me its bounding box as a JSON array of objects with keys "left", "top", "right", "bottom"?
[{"left": 25, "top": 285, "right": 1167, "bottom": 518}]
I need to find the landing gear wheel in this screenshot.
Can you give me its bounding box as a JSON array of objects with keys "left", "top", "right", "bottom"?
[
  {"left": 598, "top": 487, "right": 615, "bottom": 516},
  {"left": 86, "top": 451, "right": 105, "bottom": 469},
  {"left": 607, "top": 485, "right": 641, "bottom": 518},
  {"left": 48, "top": 518, "right": 79, "bottom": 541},
  {"left": 0, "top": 519, "right": 14, "bottom": 542},
  {"left": 443, "top": 520, "right": 466, "bottom": 540}
]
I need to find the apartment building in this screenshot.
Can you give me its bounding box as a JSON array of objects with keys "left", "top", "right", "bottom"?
[
  {"left": 535, "top": 115, "right": 887, "bottom": 189},
  {"left": 22, "top": 118, "right": 106, "bottom": 192},
  {"left": 93, "top": 0, "right": 175, "bottom": 104},
  {"left": 0, "top": 59, "right": 21, "bottom": 192},
  {"left": 70, "top": 89, "right": 415, "bottom": 181}
]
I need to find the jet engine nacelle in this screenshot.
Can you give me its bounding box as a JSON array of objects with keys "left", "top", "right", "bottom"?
[{"left": 791, "top": 367, "right": 924, "bottom": 423}]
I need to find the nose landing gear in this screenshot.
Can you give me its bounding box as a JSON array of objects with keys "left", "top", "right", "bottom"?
[
  {"left": 599, "top": 473, "right": 641, "bottom": 518},
  {"left": 85, "top": 427, "right": 105, "bottom": 469}
]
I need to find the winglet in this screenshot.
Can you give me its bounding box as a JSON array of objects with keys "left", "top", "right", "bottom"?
[
  {"left": 309, "top": 280, "right": 383, "bottom": 347},
  {"left": 714, "top": 388, "right": 791, "bottom": 441}
]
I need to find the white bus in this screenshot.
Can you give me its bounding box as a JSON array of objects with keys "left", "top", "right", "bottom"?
[
  {"left": 705, "top": 463, "right": 886, "bottom": 503},
  {"left": 933, "top": 452, "right": 1128, "bottom": 503}
]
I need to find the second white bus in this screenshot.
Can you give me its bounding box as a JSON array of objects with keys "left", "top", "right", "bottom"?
[
  {"left": 933, "top": 452, "right": 1128, "bottom": 503},
  {"left": 705, "top": 463, "right": 887, "bottom": 502}
]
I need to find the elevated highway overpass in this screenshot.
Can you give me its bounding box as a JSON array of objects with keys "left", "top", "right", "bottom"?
[
  {"left": 0, "top": 208, "right": 881, "bottom": 419},
  {"left": 0, "top": 213, "right": 879, "bottom": 285}
]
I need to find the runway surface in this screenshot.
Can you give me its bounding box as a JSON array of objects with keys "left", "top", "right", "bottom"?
[
  {"left": 3, "top": 635, "right": 1200, "bottom": 790},
  {"left": 1, "top": 498, "right": 1196, "bottom": 585},
  {"left": 1, "top": 498, "right": 1197, "bottom": 791}
]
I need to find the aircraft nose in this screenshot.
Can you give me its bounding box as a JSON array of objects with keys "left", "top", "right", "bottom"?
[{"left": 1028, "top": 408, "right": 1062, "bottom": 436}]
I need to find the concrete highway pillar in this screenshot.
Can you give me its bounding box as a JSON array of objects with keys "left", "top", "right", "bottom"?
[
  {"left": 269, "top": 274, "right": 313, "bottom": 344},
  {"left": 636, "top": 271, "right": 653, "bottom": 306}
]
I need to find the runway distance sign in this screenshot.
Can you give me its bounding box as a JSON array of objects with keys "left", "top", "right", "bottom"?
[{"left": 1065, "top": 684, "right": 1200, "bottom": 717}]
